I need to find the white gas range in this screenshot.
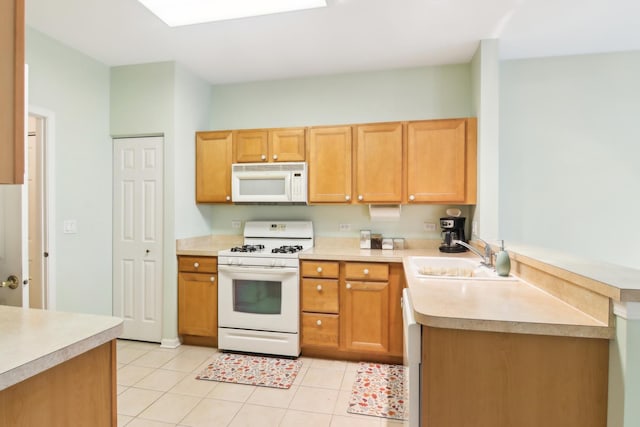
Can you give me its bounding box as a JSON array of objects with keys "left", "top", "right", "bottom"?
[{"left": 217, "top": 221, "right": 313, "bottom": 357}]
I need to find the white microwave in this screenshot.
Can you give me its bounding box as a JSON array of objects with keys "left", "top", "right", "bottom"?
[{"left": 231, "top": 162, "right": 307, "bottom": 204}]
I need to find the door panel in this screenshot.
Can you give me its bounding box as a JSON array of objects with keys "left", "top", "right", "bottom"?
[{"left": 113, "top": 136, "right": 163, "bottom": 342}]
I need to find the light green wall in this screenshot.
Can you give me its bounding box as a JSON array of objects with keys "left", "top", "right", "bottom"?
[
  {"left": 208, "top": 64, "right": 474, "bottom": 239},
  {"left": 26, "top": 28, "right": 112, "bottom": 315},
  {"left": 499, "top": 52, "right": 640, "bottom": 269},
  {"left": 470, "top": 40, "right": 500, "bottom": 242}
]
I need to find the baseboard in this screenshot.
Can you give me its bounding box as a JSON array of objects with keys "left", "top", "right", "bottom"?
[{"left": 160, "top": 337, "right": 181, "bottom": 349}]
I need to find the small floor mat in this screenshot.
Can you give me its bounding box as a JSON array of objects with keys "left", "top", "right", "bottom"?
[
  {"left": 347, "top": 362, "right": 408, "bottom": 420},
  {"left": 195, "top": 353, "right": 302, "bottom": 389}
]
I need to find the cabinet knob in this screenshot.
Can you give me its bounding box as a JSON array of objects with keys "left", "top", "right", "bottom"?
[
  {"left": 316, "top": 267, "right": 323, "bottom": 273},
  {"left": 358, "top": 195, "right": 364, "bottom": 201},
  {"left": 345, "top": 195, "right": 351, "bottom": 201},
  {"left": 409, "top": 194, "right": 415, "bottom": 201},
  {"left": 346, "top": 283, "right": 352, "bottom": 289},
  {"left": 363, "top": 268, "right": 369, "bottom": 275},
  {"left": 193, "top": 262, "right": 200, "bottom": 268},
  {"left": 210, "top": 276, "right": 215, "bottom": 282},
  {"left": 261, "top": 154, "right": 267, "bottom": 161},
  {"left": 273, "top": 154, "right": 278, "bottom": 160},
  {"left": 316, "top": 319, "right": 322, "bottom": 326},
  {"left": 226, "top": 195, "right": 231, "bottom": 201},
  {"left": 316, "top": 284, "right": 323, "bottom": 291}
]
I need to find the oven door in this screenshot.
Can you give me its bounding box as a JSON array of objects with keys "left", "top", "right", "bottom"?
[
  {"left": 218, "top": 264, "right": 299, "bottom": 333},
  {"left": 402, "top": 288, "right": 421, "bottom": 427}
]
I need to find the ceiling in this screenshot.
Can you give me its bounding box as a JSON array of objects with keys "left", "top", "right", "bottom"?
[{"left": 26, "top": 0, "right": 640, "bottom": 85}]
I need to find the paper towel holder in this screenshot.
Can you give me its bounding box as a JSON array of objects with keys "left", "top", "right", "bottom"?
[{"left": 369, "top": 204, "right": 402, "bottom": 221}]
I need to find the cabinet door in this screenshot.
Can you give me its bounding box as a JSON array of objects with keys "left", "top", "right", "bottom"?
[
  {"left": 406, "top": 119, "right": 477, "bottom": 203},
  {"left": 196, "top": 131, "right": 232, "bottom": 203},
  {"left": 0, "top": 0, "right": 24, "bottom": 184},
  {"left": 307, "top": 126, "right": 353, "bottom": 203},
  {"left": 178, "top": 272, "right": 217, "bottom": 337},
  {"left": 354, "top": 123, "right": 403, "bottom": 203},
  {"left": 341, "top": 280, "right": 390, "bottom": 353},
  {"left": 269, "top": 128, "right": 305, "bottom": 162},
  {"left": 233, "top": 130, "right": 269, "bottom": 163}
]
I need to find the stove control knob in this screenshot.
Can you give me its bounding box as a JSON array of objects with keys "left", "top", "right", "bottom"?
[
  {"left": 316, "top": 267, "right": 323, "bottom": 273},
  {"left": 316, "top": 284, "right": 323, "bottom": 292},
  {"left": 237, "top": 259, "right": 244, "bottom": 266},
  {"left": 278, "top": 260, "right": 286, "bottom": 267},
  {"left": 271, "top": 259, "right": 277, "bottom": 267}
]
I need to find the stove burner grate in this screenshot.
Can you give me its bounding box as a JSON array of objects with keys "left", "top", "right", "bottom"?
[
  {"left": 230, "top": 244, "right": 265, "bottom": 253},
  {"left": 271, "top": 245, "right": 304, "bottom": 254}
]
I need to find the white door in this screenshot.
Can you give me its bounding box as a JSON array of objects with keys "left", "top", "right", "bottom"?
[
  {"left": 113, "top": 136, "right": 163, "bottom": 342},
  {"left": 0, "top": 185, "right": 29, "bottom": 307}
]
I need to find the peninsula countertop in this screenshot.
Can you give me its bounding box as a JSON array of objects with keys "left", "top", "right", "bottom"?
[{"left": 0, "top": 306, "right": 123, "bottom": 390}]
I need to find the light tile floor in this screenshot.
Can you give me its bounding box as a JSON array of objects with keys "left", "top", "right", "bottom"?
[{"left": 117, "top": 340, "right": 408, "bottom": 427}]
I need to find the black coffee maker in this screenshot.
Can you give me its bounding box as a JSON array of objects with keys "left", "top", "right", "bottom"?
[{"left": 438, "top": 216, "right": 468, "bottom": 253}]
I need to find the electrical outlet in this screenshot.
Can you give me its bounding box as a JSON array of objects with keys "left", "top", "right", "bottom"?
[
  {"left": 231, "top": 220, "right": 241, "bottom": 229},
  {"left": 339, "top": 223, "right": 351, "bottom": 232},
  {"left": 423, "top": 222, "right": 436, "bottom": 232},
  {"left": 472, "top": 221, "right": 478, "bottom": 235}
]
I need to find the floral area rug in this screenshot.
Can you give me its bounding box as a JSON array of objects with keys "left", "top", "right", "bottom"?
[
  {"left": 195, "top": 353, "right": 302, "bottom": 389},
  {"left": 347, "top": 362, "right": 408, "bottom": 420}
]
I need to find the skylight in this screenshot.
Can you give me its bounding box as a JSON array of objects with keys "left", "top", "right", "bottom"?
[{"left": 137, "top": 0, "right": 328, "bottom": 27}]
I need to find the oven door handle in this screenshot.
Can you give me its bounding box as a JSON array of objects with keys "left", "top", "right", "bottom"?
[{"left": 218, "top": 264, "right": 298, "bottom": 274}]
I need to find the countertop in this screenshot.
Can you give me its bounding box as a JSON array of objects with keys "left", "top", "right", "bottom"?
[
  {"left": 0, "top": 306, "right": 123, "bottom": 391},
  {"left": 403, "top": 261, "right": 612, "bottom": 339}
]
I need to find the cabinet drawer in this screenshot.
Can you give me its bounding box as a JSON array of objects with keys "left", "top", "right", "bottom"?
[
  {"left": 301, "top": 261, "right": 339, "bottom": 278},
  {"left": 301, "top": 279, "right": 339, "bottom": 313},
  {"left": 344, "top": 262, "right": 388, "bottom": 281},
  {"left": 178, "top": 256, "right": 217, "bottom": 273},
  {"left": 302, "top": 313, "right": 339, "bottom": 348}
]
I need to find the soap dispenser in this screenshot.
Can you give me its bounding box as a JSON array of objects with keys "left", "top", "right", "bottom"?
[{"left": 495, "top": 240, "right": 511, "bottom": 277}]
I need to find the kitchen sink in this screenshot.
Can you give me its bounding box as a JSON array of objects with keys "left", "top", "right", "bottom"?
[{"left": 406, "top": 256, "right": 517, "bottom": 281}]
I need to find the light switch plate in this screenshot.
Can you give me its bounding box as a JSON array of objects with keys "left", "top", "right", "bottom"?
[{"left": 63, "top": 220, "right": 77, "bottom": 234}]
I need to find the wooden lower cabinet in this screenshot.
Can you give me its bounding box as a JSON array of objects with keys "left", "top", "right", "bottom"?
[
  {"left": 177, "top": 256, "right": 217, "bottom": 346},
  {"left": 421, "top": 327, "right": 609, "bottom": 427},
  {"left": 300, "top": 260, "right": 404, "bottom": 363},
  {"left": 0, "top": 341, "right": 116, "bottom": 426}
]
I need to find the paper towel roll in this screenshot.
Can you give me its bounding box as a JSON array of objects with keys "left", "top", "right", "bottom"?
[{"left": 369, "top": 204, "right": 402, "bottom": 222}]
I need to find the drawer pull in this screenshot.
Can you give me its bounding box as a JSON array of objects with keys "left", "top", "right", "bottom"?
[
  {"left": 358, "top": 195, "right": 364, "bottom": 201},
  {"left": 316, "top": 319, "right": 322, "bottom": 326},
  {"left": 316, "top": 284, "right": 323, "bottom": 291},
  {"left": 409, "top": 194, "right": 415, "bottom": 201},
  {"left": 210, "top": 276, "right": 215, "bottom": 282},
  {"left": 226, "top": 195, "right": 231, "bottom": 201},
  {"left": 273, "top": 154, "right": 278, "bottom": 160},
  {"left": 316, "top": 267, "right": 323, "bottom": 273},
  {"left": 193, "top": 262, "right": 200, "bottom": 268},
  {"left": 346, "top": 283, "right": 352, "bottom": 289},
  {"left": 261, "top": 154, "right": 267, "bottom": 161},
  {"left": 345, "top": 195, "right": 351, "bottom": 201},
  {"left": 363, "top": 268, "right": 369, "bottom": 275}
]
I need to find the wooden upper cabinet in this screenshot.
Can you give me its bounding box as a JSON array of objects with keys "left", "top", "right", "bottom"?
[
  {"left": 234, "top": 128, "right": 305, "bottom": 163},
  {"left": 307, "top": 126, "right": 352, "bottom": 204},
  {"left": 354, "top": 122, "right": 403, "bottom": 204},
  {"left": 0, "top": 0, "right": 25, "bottom": 184},
  {"left": 195, "top": 131, "right": 233, "bottom": 203},
  {"left": 269, "top": 128, "right": 305, "bottom": 162},
  {"left": 406, "top": 118, "right": 477, "bottom": 204}
]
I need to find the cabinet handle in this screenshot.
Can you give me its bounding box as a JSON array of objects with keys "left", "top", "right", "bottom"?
[
  {"left": 358, "top": 195, "right": 364, "bottom": 201},
  {"left": 226, "top": 195, "right": 231, "bottom": 201},
  {"left": 316, "top": 319, "right": 322, "bottom": 326},
  {"left": 261, "top": 154, "right": 267, "bottom": 161},
  {"left": 346, "top": 283, "right": 352, "bottom": 289},
  {"left": 363, "top": 268, "right": 369, "bottom": 275},
  {"left": 273, "top": 154, "right": 278, "bottom": 160},
  {"left": 210, "top": 276, "right": 215, "bottom": 282},
  {"left": 409, "top": 194, "right": 415, "bottom": 201},
  {"left": 316, "top": 267, "right": 323, "bottom": 273},
  {"left": 345, "top": 195, "right": 351, "bottom": 201},
  {"left": 193, "top": 262, "right": 200, "bottom": 268},
  {"left": 316, "top": 284, "right": 323, "bottom": 291}
]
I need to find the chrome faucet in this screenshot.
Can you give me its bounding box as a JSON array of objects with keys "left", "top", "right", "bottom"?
[{"left": 452, "top": 238, "right": 494, "bottom": 268}]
